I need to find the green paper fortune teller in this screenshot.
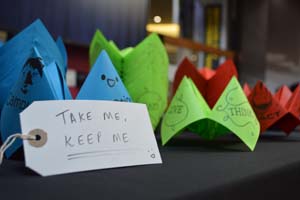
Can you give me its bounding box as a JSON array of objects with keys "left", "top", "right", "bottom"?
[
  {"left": 90, "top": 30, "right": 169, "bottom": 129},
  {"left": 161, "top": 76, "right": 260, "bottom": 151}
]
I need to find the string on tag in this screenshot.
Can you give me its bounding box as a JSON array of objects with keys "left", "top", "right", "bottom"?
[{"left": 0, "top": 133, "right": 36, "bottom": 166}]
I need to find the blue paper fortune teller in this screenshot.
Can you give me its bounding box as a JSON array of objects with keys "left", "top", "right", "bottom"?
[
  {"left": 56, "top": 36, "right": 68, "bottom": 73},
  {"left": 0, "top": 20, "right": 132, "bottom": 158},
  {"left": 0, "top": 47, "right": 70, "bottom": 157},
  {"left": 76, "top": 51, "right": 132, "bottom": 102},
  {"left": 0, "top": 19, "right": 66, "bottom": 118}
]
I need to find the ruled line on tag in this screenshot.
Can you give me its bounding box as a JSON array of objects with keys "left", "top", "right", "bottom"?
[{"left": 66, "top": 148, "right": 143, "bottom": 160}]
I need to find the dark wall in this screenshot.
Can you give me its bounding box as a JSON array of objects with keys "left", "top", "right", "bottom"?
[
  {"left": 234, "top": 0, "right": 269, "bottom": 85},
  {"left": 0, "top": 0, "right": 149, "bottom": 48},
  {"left": 179, "top": 0, "right": 195, "bottom": 38},
  {"left": 268, "top": 0, "right": 300, "bottom": 63}
]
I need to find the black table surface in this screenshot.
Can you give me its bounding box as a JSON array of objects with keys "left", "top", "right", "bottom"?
[{"left": 1, "top": 131, "right": 300, "bottom": 200}]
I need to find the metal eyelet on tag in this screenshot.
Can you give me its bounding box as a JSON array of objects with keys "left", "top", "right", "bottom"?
[{"left": 28, "top": 129, "right": 47, "bottom": 148}]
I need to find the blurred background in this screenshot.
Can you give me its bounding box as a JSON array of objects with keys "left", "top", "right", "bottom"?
[{"left": 0, "top": 0, "right": 299, "bottom": 92}]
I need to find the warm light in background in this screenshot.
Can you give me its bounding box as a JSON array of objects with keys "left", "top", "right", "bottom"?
[
  {"left": 0, "top": 31, "right": 7, "bottom": 42},
  {"left": 146, "top": 23, "right": 180, "bottom": 37},
  {"left": 153, "top": 15, "right": 162, "bottom": 23}
]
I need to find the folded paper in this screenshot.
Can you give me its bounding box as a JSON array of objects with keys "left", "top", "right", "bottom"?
[
  {"left": 90, "top": 31, "right": 123, "bottom": 72},
  {"left": 243, "top": 83, "right": 252, "bottom": 97},
  {"left": 161, "top": 76, "right": 260, "bottom": 151},
  {"left": 90, "top": 30, "right": 169, "bottom": 128},
  {"left": 198, "top": 67, "right": 216, "bottom": 80},
  {"left": 56, "top": 36, "right": 68, "bottom": 74},
  {"left": 0, "top": 19, "right": 66, "bottom": 117},
  {"left": 1, "top": 47, "right": 70, "bottom": 157},
  {"left": 246, "top": 81, "right": 300, "bottom": 134},
  {"left": 173, "top": 58, "right": 238, "bottom": 108},
  {"left": 76, "top": 51, "right": 131, "bottom": 102}
]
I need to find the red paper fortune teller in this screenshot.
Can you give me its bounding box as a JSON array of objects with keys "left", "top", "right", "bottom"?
[
  {"left": 173, "top": 58, "right": 238, "bottom": 108},
  {"left": 246, "top": 81, "right": 300, "bottom": 134}
]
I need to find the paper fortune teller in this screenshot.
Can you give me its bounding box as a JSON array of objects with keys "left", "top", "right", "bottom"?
[
  {"left": 246, "top": 81, "right": 300, "bottom": 134},
  {"left": 173, "top": 58, "right": 238, "bottom": 108},
  {"left": 56, "top": 36, "right": 68, "bottom": 73},
  {"left": 0, "top": 19, "right": 66, "bottom": 117},
  {"left": 161, "top": 76, "right": 260, "bottom": 151},
  {"left": 76, "top": 51, "right": 131, "bottom": 101},
  {"left": 89, "top": 30, "right": 169, "bottom": 128},
  {"left": 1, "top": 46, "right": 71, "bottom": 157}
]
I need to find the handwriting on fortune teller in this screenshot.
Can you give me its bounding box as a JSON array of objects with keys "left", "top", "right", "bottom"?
[{"left": 216, "top": 87, "right": 255, "bottom": 129}]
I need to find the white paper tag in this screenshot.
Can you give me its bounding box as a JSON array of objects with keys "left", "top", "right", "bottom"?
[{"left": 20, "top": 100, "right": 162, "bottom": 176}]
